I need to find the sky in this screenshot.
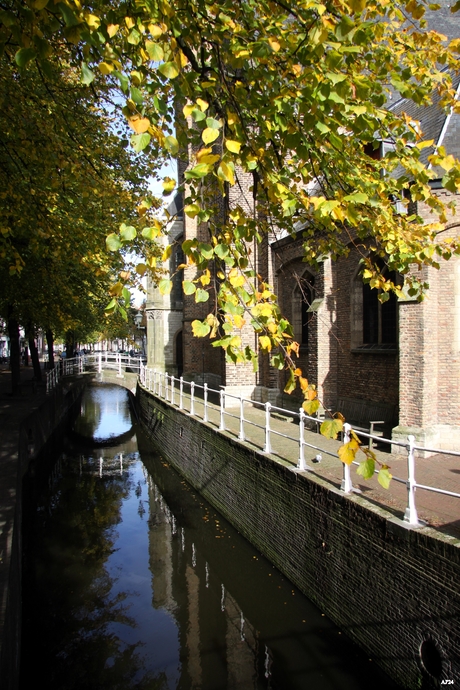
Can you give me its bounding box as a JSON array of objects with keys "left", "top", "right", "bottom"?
[{"left": 131, "top": 158, "right": 177, "bottom": 306}]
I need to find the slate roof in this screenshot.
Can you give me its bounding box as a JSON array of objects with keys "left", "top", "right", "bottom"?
[
  {"left": 386, "top": 2, "right": 460, "bottom": 171},
  {"left": 167, "top": 192, "right": 183, "bottom": 218}
]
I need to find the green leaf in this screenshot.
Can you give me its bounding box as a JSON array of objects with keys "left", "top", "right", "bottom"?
[
  {"left": 122, "top": 287, "right": 131, "bottom": 305},
  {"left": 15, "top": 48, "right": 36, "bottom": 68},
  {"left": 142, "top": 226, "right": 161, "bottom": 240},
  {"left": 184, "top": 203, "right": 200, "bottom": 218},
  {"left": 191, "top": 319, "right": 211, "bottom": 337},
  {"left": 81, "top": 62, "right": 95, "bottom": 85},
  {"left": 120, "top": 224, "right": 136, "bottom": 241},
  {"left": 146, "top": 41, "right": 164, "bottom": 62},
  {"left": 378, "top": 466, "right": 393, "bottom": 489},
  {"left": 159, "top": 278, "right": 172, "bottom": 295},
  {"left": 158, "top": 61, "right": 179, "bottom": 79},
  {"left": 356, "top": 457, "right": 375, "bottom": 479},
  {"left": 130, "top": 86, "right": 143, "bottom": 105},
  {"left": 284, "top": 369, "right": 296, "bottom": 394},
  {"left": 184, "top": 163, "right": 212, "bottom": 179},
  {"left": 320, "top": 418, "right": 343, "bottom": 439},
  {"left": 192, "top": 108, "right": 207, "bottom": 122},
  {"left": 106, "top": 233, "right": 122, "bottom": 251},
  {"left": 131, "top": 132, "right": 151, "bottom": 152},
  {"left": 214, "top": 244, "right": 229, "bottom": 259},
  {"left": 199, "top": 243, "right": 214, "bottom": 260},
  {"left": 196, "top": 288, "right": 209, "bottom": 303},
  {"left": 57, "top": 2, "right": 80, "bottom": 26},
  {"left": 302, "top": 399, "right": 320, "bottom": 415},
  {"left": 183, "top": 281, "right": 196, "bottom": 295},
  {"left": 127, "top": 28, "right": 141, "bottom": 45},
  {"left": 206, "top": 117, "right": 221, "bottom": 129},
  {"left": 344, "top": 192, "right": 368, "bottom": 204},
  {"left": 113, "top": 70, "right": 129, "bottom": 92},
  {"left": 164, "top": 135, "right": 179, "bottom": 156},
  {"left": 105, "top": 298, "right": 118, "bottom": 313}
]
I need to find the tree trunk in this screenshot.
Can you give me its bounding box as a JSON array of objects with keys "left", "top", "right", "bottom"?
[
  {"left": 7, "top": 308, "right": 20, "bottom": 396},
  {"left": 28, "top": 328, "right": 42, "bottom": 382},
  {"left": 46, "top": 330, "right": 54, "bottom": 370},
  {"left": 65, "top": 330, "right": 74, "bottom": 359}
]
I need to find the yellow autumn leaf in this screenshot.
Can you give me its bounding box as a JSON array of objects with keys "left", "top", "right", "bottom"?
[
  {"left": 98, "top": 62, "right": 114, "bottom": 74},
  {"left": 107, "top": 24, "right": 119, "bottom": 37},
  {"left": 259, "top": 335, "right": 272, "bottom": 351},
  {"left": 225, "top": 140, "right": 241, "bottom": 154},
  {"left": 200, "top": 270, "right": 211, "bottom": 286},
  {"left": 217, "top": 161, "right": 235, "bottom": 185},
  {"left": 161, "top": 244, "right": 172, "bottom": 262},
  {"left": 299, "top": 376, "right": 309, "bottom": 391},
  {"left": 229, "top": 274, "right": 245, "bottom": 287},
  {"left": 183, "top": 103, "right": 194, "bottom": 117},
  {"left": 202, "top": 128, "right": 220, "bottom": 144},
  {"left": 85, "top": 13, "right": 100, "bottom": 29},
  {"left": 149, "top": 24, "right": 163, "bottom": 37},
  {"left": 129, "top": 117, "right": 151, "bottom": 134},
  {"left": 268, "top": 37, "right": 281, "bottom": 52},
  {"left": 196, "top": 98, "right": 209, "bottom": 111}
]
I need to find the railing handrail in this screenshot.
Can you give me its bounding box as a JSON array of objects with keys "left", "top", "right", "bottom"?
[
  {"left": 138, "top": 366, "right": 460, "bottom": 530},
  {"left": 51, "top": 361, "right": 460, "bottom": 531}
]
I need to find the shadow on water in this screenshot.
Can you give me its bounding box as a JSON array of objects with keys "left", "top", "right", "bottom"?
[{"left": 20, "top": 384, "right": 402, "bottom": 690}]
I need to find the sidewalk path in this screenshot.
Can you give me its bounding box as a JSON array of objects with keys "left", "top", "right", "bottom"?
[
  {"left": 161, "top": 387, "right": 460, "bottom": 541},
  {"left": 0, "top": 364, "right": 48, "bottom": 687}
]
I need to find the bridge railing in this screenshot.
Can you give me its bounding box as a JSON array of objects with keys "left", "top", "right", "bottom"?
[
  {"left": 139, "top": 365, "right": 460, "bottom": 529},
  {"left": 45, "top": 352, "right": 146, "bottom": 393}
]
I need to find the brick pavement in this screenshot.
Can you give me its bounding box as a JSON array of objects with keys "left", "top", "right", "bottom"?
[{"left": 171, "top": 386, "right": 460, "bottom": 540}]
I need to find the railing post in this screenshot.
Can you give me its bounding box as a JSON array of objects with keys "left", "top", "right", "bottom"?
[
  {"left": 341, "top": 423, "right": 354, "bottom": 493},
  {"left": 179, "top": 376, "right": 184, "bottom": 409},
  {"left": 159, "top": 371, "right": 163, "bottom": 398},
  {"left": 118, "top": 353, "right": 122, "bottom": 377},
  {"left": 298, "top": 408, "right": 309, "bottom": 471},
  {"left": 165, "top": 372, "right": 169, "bottom": 401},
  {"left": 238, "top": 395, "right": 245, "bottom": 441},
  {"left": 171, "top": 376, "right": 175, "bottom": 406},
  {"left": 203, "top": 383, "right": 208, "bottom": 423},
  {"left": 263, "top": 402, "right": 272, "bottom": 454},
  {"left": 219, "top": 389, "right": 225, "bottom": 431},
  {"left": 153, "top": 369, "right": 156, "bottom": 394},
  {"left": 190, "top": 381, "right": 195, "bottom": 416},
  {"left": 404, "top": 434, "right": 420, "bottom": 526}
]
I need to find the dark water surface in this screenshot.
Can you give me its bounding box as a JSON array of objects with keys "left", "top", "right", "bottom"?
[{"left": 20, "top": 385, "right": 400, "bottom": 690}]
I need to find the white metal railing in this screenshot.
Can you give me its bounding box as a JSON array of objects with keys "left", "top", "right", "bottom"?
[
  {"left": 139, "top": 365, "right": 460, "bottom": 530},
  {"left": 45, "top": 352, "right": 146, "bottom": 393}
]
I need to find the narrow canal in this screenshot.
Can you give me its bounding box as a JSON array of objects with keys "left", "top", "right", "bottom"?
[{"left": 20, "top": 384, "right": 400, "bottom": 690}]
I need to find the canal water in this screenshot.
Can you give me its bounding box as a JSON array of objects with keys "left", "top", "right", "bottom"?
[{"left": 20, "top": 384, "right": 400, "bottom": 690}]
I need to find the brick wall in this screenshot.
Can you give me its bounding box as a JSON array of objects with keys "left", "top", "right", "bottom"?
[{"left": 138, "top": 386, "right": 460, "bottom": 690}]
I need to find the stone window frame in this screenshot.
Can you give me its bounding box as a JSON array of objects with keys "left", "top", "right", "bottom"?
[
  {"left": 291, "top": 270, "right": 316, "bottom": 350},
  {"left": 350, "top": 261, "right": 400, "bottom": 353}
]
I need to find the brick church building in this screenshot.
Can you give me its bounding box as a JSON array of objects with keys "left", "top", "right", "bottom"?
[{"left": 146, "top": 7, "right": 460, "bottom": 451}]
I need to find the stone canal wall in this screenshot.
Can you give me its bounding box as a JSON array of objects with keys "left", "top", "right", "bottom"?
[{"left": 137, "top": 385, "right": 460, "bottom": 689}]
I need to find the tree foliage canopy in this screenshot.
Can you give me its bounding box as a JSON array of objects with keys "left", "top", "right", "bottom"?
[{"left": 2, "top": 0, "right": 460, "bottom": 466}]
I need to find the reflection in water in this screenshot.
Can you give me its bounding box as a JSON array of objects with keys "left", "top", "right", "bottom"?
[
  {"left": 73, "top": 385, "right": 132, "bottom": 442},
  {"left": 20, "top": 386, "right": 400, "bottom": 690}
]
